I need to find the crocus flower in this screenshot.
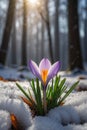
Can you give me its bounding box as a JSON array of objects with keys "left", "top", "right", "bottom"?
[{"left": 29, "top": 58, "right": 60, "bottom": 88}]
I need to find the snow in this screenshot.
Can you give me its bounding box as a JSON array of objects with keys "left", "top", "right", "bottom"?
[
  {"left": 64, "top": 123, "right": 87, "bottom": 130},
  {"left": 47, "top": 105, "right": 80, "bottom": 125},
  {"left": 48, "top": 91, "right": 87, "bottom": 125},
  {"left": 0, "top": 67, "right": 87, "bottom": 130},
  {"left": 0, "top": 96, "right": 32, "bottom": 129},
  {"left": 0, "top": 110, "right": 11, "bottom": 130},
  {"left": 28, "top": 91, "right": 87, "bottom": 130},
  {"left": 65, "top": 91, "right": 87, "bottom": 106},
  {"left": 0, "top": 65, "right": 34, "bottom": 81},
  {"left": 28, "top": 116, "right": 63, "bottom": 130}
]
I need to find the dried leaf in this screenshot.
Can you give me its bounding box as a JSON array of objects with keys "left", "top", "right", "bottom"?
[
  {"left": 10, "top": 114, "right": 23, "bottom": 130},
  {"left": 60, "top": 102, "right": 64, "bottom": 106},
  {"left": 0, "top": 76, "right": 7, "bottom": 82},
  {"left": 20, "top": 96, "right": 37, "bottom": 117},
  {"left": 78, "top": 76, "right": 87, "bottom": 80},
  {"left": 76, "top": 87, "right": 87, "bottom": 92},
  {"left": 21, "top": 96, "right": 32, "bottom": 106}
]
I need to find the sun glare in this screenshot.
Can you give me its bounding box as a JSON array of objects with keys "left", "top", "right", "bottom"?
[{"left": 29, "top": 0, "right": 38, "bottom": 5}]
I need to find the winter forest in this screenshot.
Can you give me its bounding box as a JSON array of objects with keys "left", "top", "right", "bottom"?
[
  {"left": 0, "top": 0, "right": 87, "bottom": 130},
  {"left": 0, "top": 0, "right": 87, "bottom": 70}
]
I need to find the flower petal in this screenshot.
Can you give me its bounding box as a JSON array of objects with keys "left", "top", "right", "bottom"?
[
  {"left": 29, "top": 60, "right": 41, "bottom": 80},
  {"left": 39, "top": 58, "right": 51, "bottom": 72},
  {"left": 47, "top": 61, "right": 61, "bottom": 83}
]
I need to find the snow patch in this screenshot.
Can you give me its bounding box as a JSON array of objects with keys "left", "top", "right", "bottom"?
[
  {"left": 0, "top": 110, "right": 11, "bottom": 130},
  {"left": 48, "top": 105, "right": 80, "bottom": 125},
  {"left": 0, "top": 96, "right": 32, "bottom": 128},
  {"left": 28, "top": 116, "right": 64, "bottom": 130}
]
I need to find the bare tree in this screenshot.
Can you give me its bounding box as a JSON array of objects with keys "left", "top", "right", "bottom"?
[
  {"left": 54, "top": 0, "right": 60, "bottom": 61},
  {"left": 84, "top": 0, "right": 87, "bottom": 61},
  {"left": 68, "top": 0, "right": 83, "bottom": 70},
  {"left": 41, "top": 20, "right": 45, "bottom": 59},
  {"left": 38, "top": 0, "right": 54, "bottom": 63},
  {"left": 21, "top": 0, "right": 28, "bottom": 66},
  {"left": 45, "top": 0, "right": 54, "bottom": 63},
  {"left": 35, "top": 24, "right": 39, "bottom": 63},
  {"left": 0, "top": 0, "right": 16, "bottom": 65},
  {"left": 11, "top": 15, "right": 17, "bottom": 65}
]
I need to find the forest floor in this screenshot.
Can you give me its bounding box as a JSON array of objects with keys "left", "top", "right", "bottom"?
[{"left": 0, "top": 64, "right": 87, "bottom": 130}]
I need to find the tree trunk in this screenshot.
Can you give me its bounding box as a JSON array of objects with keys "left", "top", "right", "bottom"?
[
  {"left": 0, "top": 0, "right": 16, "bottom": 65},
  {"left": 68, "top": 0, "right": 83, "bottom": 70},
  {"left": 45, "top": 0, "right": 54, "bottom": 63},
  {"left": 84, "top": 0, "right": 87, "bottom": 61},
  {"left": 41, "top": 20, "right": 44, "bottom": 59},
  {"left": 54, "top": 0, "right": 60, "bottom": 61},
  {"left": 36, "top": 24, "right": 39, "bottom": 63},
  {"left": 11, "top": 16, "right": 17, "bottom": 65},
  {"left": 39, "top": 0, "right": 54, "bottom": 63},
  {"left": 46, "top": 20, "right": 54, "bottom": 63},
  {"left": 21, "top": 0, "right": 27, "bottom": 66}
]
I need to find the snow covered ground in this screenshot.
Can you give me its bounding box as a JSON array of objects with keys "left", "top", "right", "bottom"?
[
  {"left": 0, "top": 66, "right": 87, "bottom": 130},
  {"left": 0, "top": 65, "right": 34, "bottom": 81}
]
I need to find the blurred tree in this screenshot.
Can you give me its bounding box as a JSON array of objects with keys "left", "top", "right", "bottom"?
[
  {"left": 84, "top": 0, "right": 87, "bottom": 61},
  {"left": 11, "top": 15, "right": 17, "bottom": 65},
  {"left": 39, "top": 0, "right": 54, "bottom": 63},
  {"left": 68, "top": 0, "right": 83, "bottom": 70},
  {"left": 41, "top": 20, "right": 44, "bottom": 59},
  {"left": 0, "top": 0, "right": 16, "bottom": 65},
  {"left": 21, "top": 0, "right": 28, "bottom": 66},
  {"left": 45, "top": 0, "right": 54, "bottom": 63},
  {"left": 36, "top": 24, "right": 39, "bottom": 63},
  {"left": 54, "top": 0, "right": 60, "bottom": 61}
]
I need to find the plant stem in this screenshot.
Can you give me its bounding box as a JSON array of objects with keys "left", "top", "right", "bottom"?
[{"left": 43, "top": 88, "right": 47, "bottom": 114}]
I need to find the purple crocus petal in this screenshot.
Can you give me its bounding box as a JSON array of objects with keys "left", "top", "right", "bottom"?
[
  {"left": 47, "top": 61, "right": 61, "bottom": 83},
  {"left": 29, "top": 60, "right": 41, "bottom": 80},
  {"left": 39, "top": 58, "right": 51, "bottom": 72}
]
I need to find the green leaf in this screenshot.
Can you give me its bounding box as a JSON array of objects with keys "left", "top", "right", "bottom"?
[
  {"left": 58, "top": 81, "right": 79, "bottom": 105},
  {"left": 36, "top": 79, "right": 43, "bottom": 114},
  {"left": 30, "top": 79, "right": 43, "bottom": 115},
  {"left": 54, "top": 76, "right": 60, "bottom": 92},
  {"left": 16, "top": 83, "right": 31, "bottom": 101},
  {"left": 59, "top": 78, "right": 66, "bottom": 90}
]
